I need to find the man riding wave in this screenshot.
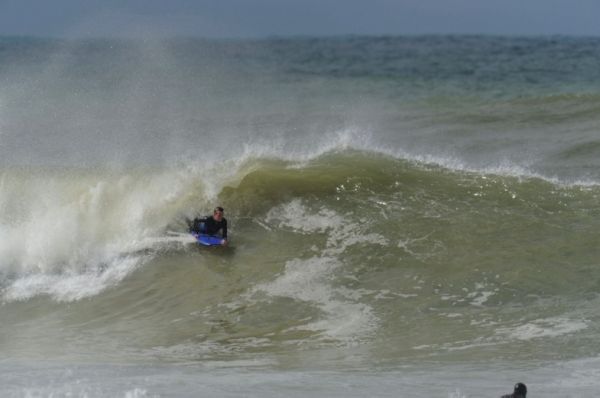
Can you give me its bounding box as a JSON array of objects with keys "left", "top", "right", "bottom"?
[{"left": 187, "top": 206, "right": 228, "bottom": 246}]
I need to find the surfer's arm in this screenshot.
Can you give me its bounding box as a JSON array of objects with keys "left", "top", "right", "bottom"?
[
  {"left": 222, "top": 219, "right": 228, "bottom": 240},
  {"left": 188, "top": 216, "right": 209, "bottom": 233}
]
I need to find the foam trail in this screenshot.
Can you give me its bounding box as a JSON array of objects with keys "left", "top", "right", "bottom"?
[
  {"left": 0, "top": 168, "right": 199, "bottom": 301},
  {"left": 249, "top": 199, "right": 386, "bottom": 343}
]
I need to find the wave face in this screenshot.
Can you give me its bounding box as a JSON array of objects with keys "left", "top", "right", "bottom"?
[
  {"left": 1, "top": 36, "right": 600, "bottom": 382},
  {"left": 2, "top": 152, "right": 600, "bottom": 368}
]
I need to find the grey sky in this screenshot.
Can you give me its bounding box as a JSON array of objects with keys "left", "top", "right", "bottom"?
[{"left": 0, "top": 0, "right": 598, "bottom": 38}]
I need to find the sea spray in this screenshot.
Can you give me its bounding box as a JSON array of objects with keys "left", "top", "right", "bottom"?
[{"left": 1, "top": 35, "right": 600, "bottom": 396}]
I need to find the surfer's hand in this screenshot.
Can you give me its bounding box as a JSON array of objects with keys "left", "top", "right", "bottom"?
[{"left": 221, "top": 239, "right": 228, "bottom": 246}]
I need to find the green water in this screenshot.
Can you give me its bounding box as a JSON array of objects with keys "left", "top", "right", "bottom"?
[{"left": 2, "top": 35, "right": 600, "bottom": 396}]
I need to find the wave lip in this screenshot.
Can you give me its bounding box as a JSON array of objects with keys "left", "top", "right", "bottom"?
[{"left": 3, "top": 145, "right": 600, "bottom": 305}]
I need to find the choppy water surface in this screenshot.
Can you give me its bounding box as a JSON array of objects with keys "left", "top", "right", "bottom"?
[{"left": 1, "top": 35, "right": 600, "bottom": 396}]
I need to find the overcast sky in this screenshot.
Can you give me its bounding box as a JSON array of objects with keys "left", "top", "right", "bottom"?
[{"left": 1, "top": 0, "right": 599, "bottom": 38}]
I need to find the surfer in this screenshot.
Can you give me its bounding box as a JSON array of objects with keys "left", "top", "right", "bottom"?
[
  {"left": 187, "top": 206, "right": 228, "bottom": 246},
  {"left": 501, "top": 383, "right": 527, "bottom": 398}
]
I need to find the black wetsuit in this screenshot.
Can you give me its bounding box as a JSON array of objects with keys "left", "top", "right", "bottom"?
[
  {"left": 189, "top": 216, "right": 227, "bottom": 239},
  {"left": 501, "top": 383, "right": 527, "bottom": 398}
]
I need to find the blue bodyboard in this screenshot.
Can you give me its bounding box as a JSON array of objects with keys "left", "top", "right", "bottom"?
[{"left": 192, "top": 233, "right": 223, "bottom": 246}]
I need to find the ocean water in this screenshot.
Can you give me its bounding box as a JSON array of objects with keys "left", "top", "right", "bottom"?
[{"left": 1, "top": 35, "right": 600, "bottom": 397}]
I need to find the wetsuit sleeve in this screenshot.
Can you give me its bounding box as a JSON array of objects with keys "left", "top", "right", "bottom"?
[
  {"left": 190, "top": 217, "right": 209, "bottom": 233},
  {"left": 222, "top": 219, "right": 228, "bottom": 239}
]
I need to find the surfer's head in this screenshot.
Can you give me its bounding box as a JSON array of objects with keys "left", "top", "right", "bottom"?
[
  {"left": 513, "top": 383, "right": 527, "bottom": 397},
  {"left": 213, "top": 206, "right": 224, "bottom": 221}
]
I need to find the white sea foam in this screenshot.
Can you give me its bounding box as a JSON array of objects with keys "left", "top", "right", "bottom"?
[
  {"left": 467, "top": 282, "right": 499, "bottom": 307},
  {"left": 348, "top": 140, "right": 600, "bottom": 188},
  {"left": 397, "top": 233, "right": 445, "bottom": 261},
  {"left": 3, "top": 255, "right": 144, "bottom": 302},
  {"left": 413, "top": 315, "right": 589, "bottom": 355},
  {"left": 232, "top": 129, "right": 600, "bottom": 188},
  {"left": 495, "top": 317, "right": 589, "bottom": 341},
  {"left": 124, "top": 388, "right": 153, "bottom": 398},
  {"left": 255, "top": 200, "right": 386, "bottom": 344},
  {"left": 0, "top": 168, "right": 198, "bottom": 302},
  {"left": 265, "top": 199, "right": 345, "bottom": 234}
]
